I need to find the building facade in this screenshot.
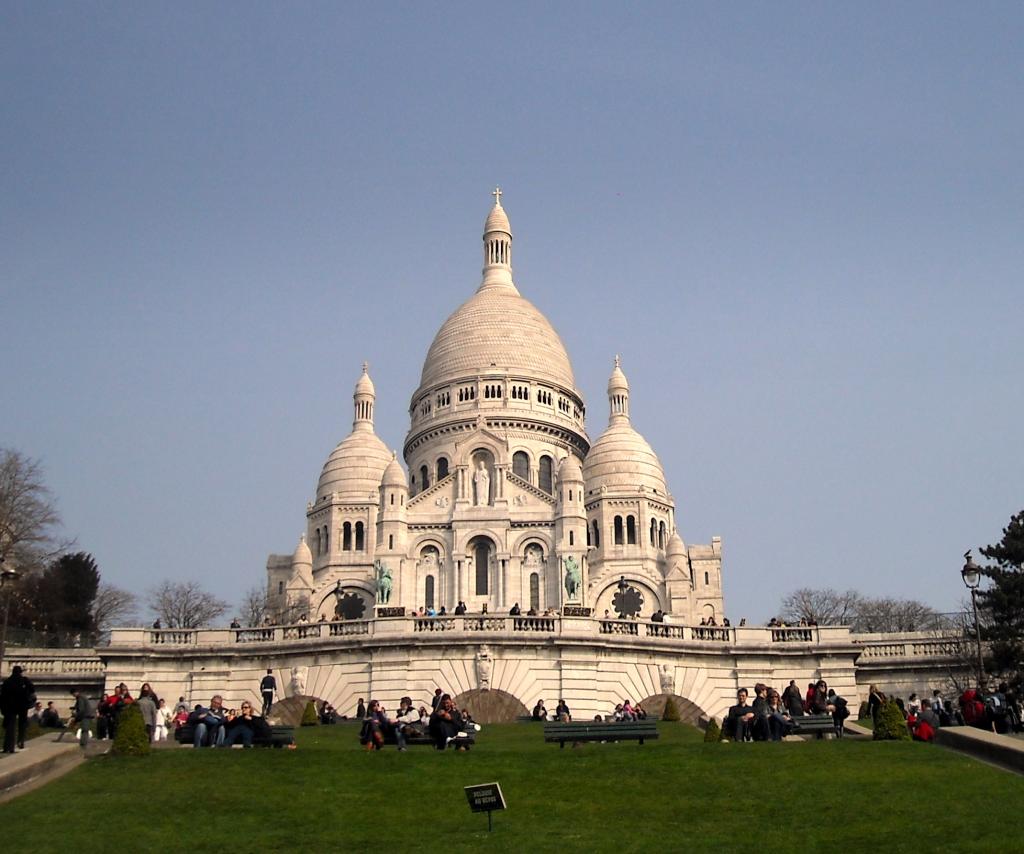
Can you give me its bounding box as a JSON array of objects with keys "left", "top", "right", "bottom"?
[{"left": 267, "top": 193, "right": 724, "bottom": 626}]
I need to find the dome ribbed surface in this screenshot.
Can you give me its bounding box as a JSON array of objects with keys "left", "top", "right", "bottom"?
[
  {"left": 485, "top": 204, "right": 511, "bottom": 235},
  {"left": 317, "top": 429, "right": 392, "bottom": 500},
  {"left": 418, "top": 287, "right": 577, "bottom": 392},
  {"left": 583, "top": 421, "right": 668, "bottom": 496},
  {"left": 558, "top": 455, "right": 584, "bottom": 482}
]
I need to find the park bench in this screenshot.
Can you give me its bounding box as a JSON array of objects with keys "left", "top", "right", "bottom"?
[
  {"left": 790, "top": 714, "right": 835, "bottom": 736},
  {"left": 175, "top": 723, "right": 295, "bottom": 748},
  {"left": 543, "top": 719, "right": 659, "bottom": 748}
]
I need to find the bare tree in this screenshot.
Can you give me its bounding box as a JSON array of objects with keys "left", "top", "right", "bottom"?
[
  {"left": 92, "top": 583, "right": 139, "bottom": 640},
  {"left": 779, "top": 588, "right": 862, "bottom": 625},
  {"left": 147, "top": 580, "right": 228, "bottom": 628},
  {"left": 239, "top": 586, "right": 269, "bottom": 627},
  {"left": 852, "top": 597, "right": 943, "bottom": 632},
  {"left": 0, "top": 448, "right": 72, "bottom": 573}
]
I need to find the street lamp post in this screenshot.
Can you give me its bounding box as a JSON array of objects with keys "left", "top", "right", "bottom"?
[
  {"left": 961, "top": 550, "right": 986, "bottom": 689},
  {"left": 0, "top": 556, "right": 21, "bottom": 677}
]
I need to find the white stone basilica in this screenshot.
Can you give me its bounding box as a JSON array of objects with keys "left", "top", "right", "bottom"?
[{"left": 266, "top": 192, "right": 724, "bottom": 625}]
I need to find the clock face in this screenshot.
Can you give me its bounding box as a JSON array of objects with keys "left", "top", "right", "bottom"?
[{"left": 613, "top": 585, "right": 644, "bottom": 618}]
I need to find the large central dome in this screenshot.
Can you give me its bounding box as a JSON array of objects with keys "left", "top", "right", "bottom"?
[
  {"left": 418, "top": 286, "right": 576, "bottom": 391},
  {"left": 416, "top": 192, "right": 577, "bottom": 396}
]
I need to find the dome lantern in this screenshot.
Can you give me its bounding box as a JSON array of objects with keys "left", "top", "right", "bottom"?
[
  {"left": 481, "top": 186, "right": 515, "bottom": 290},
  {"left": 353, "top": 362, "right": 376, "bottom": 432},
  {"left": 607, "top": 355, "right": 630, "bottom": 422}
]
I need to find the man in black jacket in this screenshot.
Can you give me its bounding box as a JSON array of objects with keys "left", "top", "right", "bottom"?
[
  {"left": 723, "top": 688, "right": 755, "bottom": 742},
  {"left": 1, "top": 665, "right": 36, "bottom": 753},
  {"left": 259, "top": 669, "right": 276, "bottom": 716}
]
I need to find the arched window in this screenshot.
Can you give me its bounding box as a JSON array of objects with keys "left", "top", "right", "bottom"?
[
  {"left": 278, "top": 580, "right": 284, "bottom": 595},
  {"left": 343, "top": 522, "right": 352, "bottom": 551},
  {"left": 475, "top": 541, "right": 490, "bottom": 595},
  {"left": 323, "top": 527, "right": 330, "bottom": 554},
  {"left": 315, "top": 528, "right": 322, "bottom": 557},
  {"left": 704, "top": 571, "right": 709, "bottom": 586},
  {"left": 569, "top": 530, "right": 574, "bottom": 546},
  {"left": 512, "top": 451, "right": 529, "bottom": 480},
  {"left": 650, "top": 519, "right": 657, "bottom": 546},
  {"left": 388, "top": 534, "right": 394, "bottom": 549},
  {"left": 529, "top": 572, "right": 540, "bottom": 612},
  {"left": 614, "top": 516, "right": 624, "bottom": 545},
  {"left": 390, "top": 493, "right": 394, "bottom": 506},
  {"left": 419, "top": 465, "right": 429, "bottom": 492},
  {"left": 436, "top": 457, "right": 449, "bottom": 481},
  {"left": 539, "top": 455, "right": 553, "bottom": 494},
  {"left": 425, "top": 575, "right": 435, "bottom": 610},
  {"left": 659, "top": 521, "right": 666, "bottom": 549},
  {"left": 355, "top": 521, "right": 365, "bottom": 551},
  {"left": 592, "top": 520, "right": 600, "bottom": 548},
  {"left": 586, "top": 524, "right": 592, "bottom": 547},
  {"left": 626, "top": 516, "right": 636, "bottom": 545}
]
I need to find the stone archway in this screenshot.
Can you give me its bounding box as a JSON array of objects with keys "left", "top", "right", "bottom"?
[
  {"left": 638, "top": 693, "right": 708, "bottom": 726},
  {"left": 451, "top": 688, "right": 529, "bottom": 723}
]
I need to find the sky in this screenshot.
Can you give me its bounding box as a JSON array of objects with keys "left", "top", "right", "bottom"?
[{"left": 2, "top": 3, "right": 1022, "bottom": 623}]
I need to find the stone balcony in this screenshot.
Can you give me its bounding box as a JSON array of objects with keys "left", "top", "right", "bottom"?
[{"left": 106, "top": 617, "right": 878, "bottom": 655}]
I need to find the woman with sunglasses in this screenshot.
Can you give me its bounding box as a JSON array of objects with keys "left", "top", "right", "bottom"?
[{"left": 223, "top": 701, "right": 267, "bottom": 748}]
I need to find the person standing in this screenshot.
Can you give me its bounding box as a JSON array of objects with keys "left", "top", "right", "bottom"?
[
  {"left": 260, "top": 669, "right": 276, "bottom": 716},
  {"left": 137, "top": 688, "right": 157, "bottom": 742},
  {"left": 71, "top": 688, "right": 97, "bottom": 747},
  {"left": 1, "top": 665, "right": 36, "bottom": 753}
]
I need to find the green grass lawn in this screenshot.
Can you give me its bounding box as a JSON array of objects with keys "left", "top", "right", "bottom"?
[{"left": 1, "top": 722, "right": 1020, "bottom": 852}]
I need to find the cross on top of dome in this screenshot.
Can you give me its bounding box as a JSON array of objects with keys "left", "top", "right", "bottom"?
[{"left": 492, "top": 186, "right": 502, "bottom": 206}]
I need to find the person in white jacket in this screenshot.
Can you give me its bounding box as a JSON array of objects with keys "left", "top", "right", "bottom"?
[{"left": 153, "top": 698, "right": 172, "bottom": 741}]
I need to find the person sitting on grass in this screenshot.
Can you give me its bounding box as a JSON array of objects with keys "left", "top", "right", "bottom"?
[
  {"left": 391, "top": 697, "right": 421, "bottom": 751},
  {"left": 40, "top": 701, "right": 62, "bottom": 728},
  {"left": 722, "top": 688, "right": 755, "bottom": 742},
  {"left": 223, "top": 701, "right": 268, "bottom": 748},
  {"left": 191, "top": 695, "right": 227, "bottom": 748},
  {"left": 361, "top": 699, "right": 389, "bottom": 751}
]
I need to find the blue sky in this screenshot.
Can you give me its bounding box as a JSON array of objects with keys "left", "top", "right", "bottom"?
[{"left": 3, "top": 3, "right": 1021, "bottom": 622}]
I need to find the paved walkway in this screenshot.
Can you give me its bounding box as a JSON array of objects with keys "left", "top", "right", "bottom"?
[{"left": 0, "top": 733, "right": 102, "bottom": 803}]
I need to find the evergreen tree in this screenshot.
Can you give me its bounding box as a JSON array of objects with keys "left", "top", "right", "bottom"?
[{"left": 979, "top": 509, "right": 1024, "bottom": 688}]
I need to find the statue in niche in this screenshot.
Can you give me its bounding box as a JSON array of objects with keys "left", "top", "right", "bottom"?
[
  {"left": 374, "top": 559, "right": 393, "bottom": 604},
  {"left": 289, "top": 666, "right": 307, "bottom": 697},
  {"left": 563, "top": 555, "right": 581, "bottom": 600},
  {"left": 476, "top": 645, "right": 492, "bottom": 691},
  {"left": 659, "top": 664, "right": 675, "bottom": 695},
  {"left": 473, "top": 459, "right": 490, "bottom": 506},
  {"left": 524, "top": 545, "right": 543, "bottom": 569}
]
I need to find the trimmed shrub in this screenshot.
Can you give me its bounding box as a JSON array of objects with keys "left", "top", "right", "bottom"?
[
  {"left": 703, "top": 718, "right": 721, "bottom": 742},
  {"left": 873, "top": 700, "right": 910, "bottom": 741},
  {"left": 300, "top": 700, "right": 319, "bottom": 727},
  {"left": 857, "top": 700, "right": 869, "bottom": 720},
  {"left": 662, "top": 696, "right": 681, "bottom": 722},
  {"left": 112, "top": 703, "right": 150, "bottom": 755}
]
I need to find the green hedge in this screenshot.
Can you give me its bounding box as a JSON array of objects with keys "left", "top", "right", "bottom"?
[
  {"left": 112, "top": 703, "right": 151, "bottom": 755},
  {"left": 873, "top": 700, "right": 910, "bottom": 741},
  {"left": 662, "top": 697, "right": 681, "bottom": 721},
  {"left": 300, "top": 700, "right": 319, "bottom": 726},
  {"left": 703, "top": 718, "right": 721, "bottom": 742}
]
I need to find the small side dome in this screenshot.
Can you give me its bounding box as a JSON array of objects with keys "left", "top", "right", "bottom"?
[
  {"left": 557, "top": 455, "right": 584, "bottom": 483},
  {"left": 381, "top": 451, "right": 408, "bottom": 488},
  {"left": 292, "top": 534, "right": 312, "bottom": 567},
  {"left": 666, "top": 531, "right": 686, "bottom": 558}
]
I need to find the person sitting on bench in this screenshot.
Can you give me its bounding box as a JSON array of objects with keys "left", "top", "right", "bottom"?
[
  {"left": 766, "top": 690, "right": 794, "bottom": 741},
  {"left": 428, "top": 694, "right": 464, "bottom": 750},
  {"left": 391, "top": 697, "right": 421, "bottom": 751},
  {"left": 723, "top": 688, "right": 756, "bottom": 741},
  {"left": 191, "top": 696, "right": 227, "bottom": 747},
  {"left": 223, "top": 701, "right": 268, "bottom": 748}
]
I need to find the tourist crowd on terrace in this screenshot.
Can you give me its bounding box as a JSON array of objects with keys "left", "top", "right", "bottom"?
[{"left": 154, "top": 608, "right": 824, "bottom": 630}]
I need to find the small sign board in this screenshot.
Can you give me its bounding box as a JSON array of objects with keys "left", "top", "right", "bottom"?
[{"left": 464, "top": 782, "right": 507, "bottom": 813}]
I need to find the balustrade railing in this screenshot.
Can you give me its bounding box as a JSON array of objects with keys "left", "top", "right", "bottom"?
[
  {"left": 771, "top": 628, "right": 815, "bottom": 643},
  {"left": 150, "top": 629, "right": 197, "bottom": 645},
  {"left": 236, "top": 628, "right": 275, "bottom": 644}
]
